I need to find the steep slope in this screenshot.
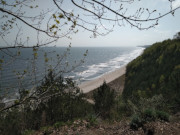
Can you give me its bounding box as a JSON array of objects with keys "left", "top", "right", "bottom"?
[{"left": 123, "top": 39, "right": 180, "bottom": 110}]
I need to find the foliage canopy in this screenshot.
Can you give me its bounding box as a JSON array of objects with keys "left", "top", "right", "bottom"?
[{"left": 123, "top": 38, "right": 180, "bottom": 112}]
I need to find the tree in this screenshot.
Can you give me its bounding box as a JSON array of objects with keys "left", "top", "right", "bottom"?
[
  {"left": 173, "top": 32, "right": 180, "bottom": 39},
  {"left": 0, "top": 0, "right": 180, "bottom": 111},
  {"left": 93, "top": 82, "right": 115, "bottom": 118}
]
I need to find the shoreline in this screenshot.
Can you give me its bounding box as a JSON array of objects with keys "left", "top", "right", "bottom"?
[{"left": 78, "top": 65, "right": 126, "bottom": 93}]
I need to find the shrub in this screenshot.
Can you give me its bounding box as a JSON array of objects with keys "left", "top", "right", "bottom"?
[
  {"left": 156, "top": 110, "right": 169, "bottom": 121},
  {"left": 86, "top": 114, "right": 98, "bottom": 127},
  {"left": 116, "top": 95, "right": 131, "bottom": 117},
  {"left": 0, "top": 72, "right": 94, "bottom": 134},
  {"left": 40, "top": 126, "right": 52, "bottom": 135},
  {"left": 130, "top": 109, "right": 170, "bottom": 130},
  {"left": 0, "top": 108, "right": 24, "bottom": 135},
  {"left": 53, "top": 121, "right": 65, "bottom": 129},
  {"left": 22, "top": 130, "right": 35, "bottom": 135},
  {"left": 130, "top": 114, "right": 143, "bottom": 130},
  {"left": 129, "top": 95, "right": 170, "bottom": 130},
  {"left": 93, "top": 81, "right": 115, "bottom": 119},
  {"left": 143, "top": 108, "right": 156, "bottom": 121}
]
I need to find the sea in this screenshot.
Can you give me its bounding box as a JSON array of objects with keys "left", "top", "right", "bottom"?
[{"left": 0, "top": 46, "right": 144, "bottom": 101}]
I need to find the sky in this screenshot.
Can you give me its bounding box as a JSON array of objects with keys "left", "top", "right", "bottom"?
[
  {"left": 67, "top": 0, "right": 180, "bottom": 47},
  {"left": 1, "top": 0, "right": 180, "bottom": 47}
]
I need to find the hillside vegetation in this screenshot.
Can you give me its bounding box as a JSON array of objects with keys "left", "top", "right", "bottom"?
[{"left": 123, "top": 39, "right": 180, "bottom": 112}]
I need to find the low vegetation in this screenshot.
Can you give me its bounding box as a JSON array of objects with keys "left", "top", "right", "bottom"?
[
  {"left": 129, "top": 95, "right": 170, "bottom": 130},
  {"left": 0, "top": 71, "right": 94, "bottom": 135}
]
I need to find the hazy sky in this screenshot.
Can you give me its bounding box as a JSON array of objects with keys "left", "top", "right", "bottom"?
[
  {"left": 68, "top": 0, "right": 180, "bottom": 47},
  {"left": 1, "top": 0, "right": 180, "bottom": 47}
]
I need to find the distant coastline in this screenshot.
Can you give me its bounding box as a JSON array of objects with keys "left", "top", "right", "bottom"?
[{"left": 137, "top": 45, "right": 151, "bottom": 48}]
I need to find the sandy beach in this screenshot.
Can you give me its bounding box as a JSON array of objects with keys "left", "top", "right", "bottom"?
[{"left": 78, "top": 65, "right": 126, "bottom": 93}]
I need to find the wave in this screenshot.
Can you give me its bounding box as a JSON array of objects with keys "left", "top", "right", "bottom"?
[{"left": 76, "top": 47, "right": 144, "bottom": 82}]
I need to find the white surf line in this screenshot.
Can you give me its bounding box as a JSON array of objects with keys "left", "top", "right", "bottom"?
[{"left": 78, "top": 65, "right": 126, "bottom": 93}]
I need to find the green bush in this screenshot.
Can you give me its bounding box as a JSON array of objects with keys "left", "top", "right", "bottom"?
[
  {"left": 129, "top": 95, "right": 170, "bottom": 130},
  {"left": 130, "top": 114, "right": 143, "bottom": 130},
  {"left": 40, "top": 126, "right": 52, "bottom": 135},
  {"left": 22, "top": 130, "right": 35, "bottom": 135},
  {"left": 143, "top": 108, "right": 156, "bottom": 121},
  {"left": 93, "top": 82, "right": 115, "bottom": 119},
  {"left": 0, "top": 108, "right": 24, "bottom": 135},
  {"left": 53, "top": 121, "right": 65, "bottom": 129},
  {"left": 130, "top": 109, "right": 170, "bottom": 130},
  {"left": 86, "top": 114, "right": 98, "bottom": 127},
  {"left": 156, "top": 110, "right": 169, "bottom": 121},
  {"left": 0, "top": 72, "right": 94, "bottom": 135},
  {"left": 116, "top": 95, "right": 131, "bottom": 117}
]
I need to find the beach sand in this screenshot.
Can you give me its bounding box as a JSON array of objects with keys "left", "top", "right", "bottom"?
[{"left": 78, "top": 65, "right": 126, "bottom": 94}]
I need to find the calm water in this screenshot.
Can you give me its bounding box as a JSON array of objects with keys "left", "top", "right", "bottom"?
[{"left": 0, "top": 46, "right": 144, "bottom": 100}]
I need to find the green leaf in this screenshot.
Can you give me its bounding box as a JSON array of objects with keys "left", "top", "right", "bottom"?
[
  {"left": 1, "top": 0, "right": 6, "bottom": 5},
  {"left": 17, "top": 51, "right": 21, "bottom": 56},
  {"left": 34, "top": 52, "right": 38, "bottom": 58},
  {"left": 56, "top": 20, "right": 60, "bottom": 24},
  {"left": 45, "top": 58, "right": 48, "bottom": 63},
  {"left": 33, "top": 48, "right": 38, "bottom": 51},
  {"left": 59, "top": 13, "right": 64, "bottom": 18},
  {"left": 67, "top": 17, "right": 71, "bottom": 21},
  {"left": 53, "top": 14, "right": 56, "bottom": 19},
  {"left": 0, "top": 59, "right": 4, "bottom": 63},
  {"left": 70, "top": 13, "right": 74, "bottom": 16},
  {"left": 73, "top": 21, "right": 76, "bottom": 26},
  {"left": 14, "top": 100, "right": 19, "bottom": 104}
]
